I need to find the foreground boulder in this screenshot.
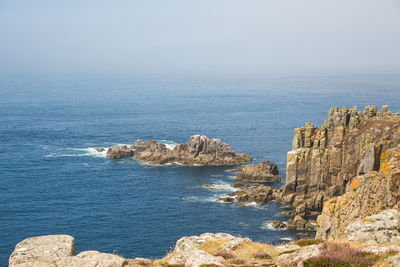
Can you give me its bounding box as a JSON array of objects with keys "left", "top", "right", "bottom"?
[
  {"left": 132, "top": 135, "right": 252, "bottom": 166},
  {"left": 167, "top": 234, "right": 225, "bottom": 267},
  {"left": 9, "top": 235, "right": 75, "bottom": 267},
  {"left": 11, "top": 233, "right": 400, "bottom": 267},
  {"left": 155, "top": 233, "right": 275, "bottom": 267},
  {"left": 9, "top": 235, "right": 146, "bottom": 267},
  {"left": 234, "top": 160, "right": 280, "bottom": 182}
]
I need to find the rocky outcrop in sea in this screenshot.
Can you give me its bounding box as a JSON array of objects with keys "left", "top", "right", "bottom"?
[
  {"left": 233, "top": 160, "right": 281, "bottom": 182},
  {"left": 131, "top": 135, "right": 252, "bottom": 166},
  {"left": 105, "top": 135, "right": 252, "bottom": 166}
]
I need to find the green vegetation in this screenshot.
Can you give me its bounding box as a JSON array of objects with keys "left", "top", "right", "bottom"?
[{"left": 295, "top": 239, "right": 323, "bottom": 247}]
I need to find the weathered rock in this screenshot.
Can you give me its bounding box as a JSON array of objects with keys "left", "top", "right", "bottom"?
[
  {"left": 9, "top": 235, "right": 148, "bottom": 267},
  {"left": 305, "top": 220, "right": 317, "bottom": 230},
  {"left": 106, "top": 145, "right": 134, "bottom": 159},
  {"left": 274, "top": 244, "right": 301, "bottom": 253},
  {"left": 276, "top": 105, "right": 400, "bottom": 218},
  {"left": 360, "top": 245, "right": 400, "bottom": 254},
  {"left": 221, "top": 237, "right": 251, "bottom": 250},
  {"left": 271, "top": 221, "right": 286, "bottom": 229},
  {"left": 57, "top": 251, "right": 127, "bottom": 267},
  {"left": 126, "top": 258, "right": 152, "bottom": 267},
  {"left": 218, "top": 196, "right": 236, "bottom": 203},
  {"left": 230, "top": 181, "right": 260, "bottom": 188},
  {"left": 132, "top": 135, "right": 252, "bottom": 166},
  {"left": 388, "top": 255, "right": 400, "bottom": 267},
  {"left": 290, "top": 215, "right": 307, "bottom": 229},
  {"left": 9, "top": 235, "right": 75, "bottom": 267},
  {"left": 219, "top": 185, "right": 276, "bottom": 205},
  {"left": 167, "top": 233, "right": 238, "bottom": 267},
  {"left": 276, "top": 244, "right": 322, "bottom": 266},
  {"left": 234, "top": 160, "right": 280, "bottom": 182},
  {"left": 96, "top": 147, "right": 105, "bottom": 152},
  {"left": 343, "top": 209, "right": 400, "bottom": 244},
  {"left": 316, "top": 146, "right": 400, "bottom": 240},
  {"left": 296, "top": 232, "right": 312, "bottom": 239}
]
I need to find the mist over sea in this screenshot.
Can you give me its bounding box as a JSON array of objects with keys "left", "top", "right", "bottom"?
[{"left": 1, "top": 73, "right": 399, "bottom": 265}]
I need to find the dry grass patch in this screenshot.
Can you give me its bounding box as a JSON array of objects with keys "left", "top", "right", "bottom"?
[
  {"left": 198, "top": 239, "right": 232, "bottom": 255},
  {"left": 294, "top": 239, "right": 323, "bottom": 247},
  {"left": 153, "top": 251, "right": 174, "bottom": 266},
  {"left": 229, "top": 241, "right": 277, "bottom": 260}
]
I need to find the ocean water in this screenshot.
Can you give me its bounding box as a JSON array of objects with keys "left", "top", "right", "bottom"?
[{"left": 1, "top": 73, "right": 400, "bottom": 266}]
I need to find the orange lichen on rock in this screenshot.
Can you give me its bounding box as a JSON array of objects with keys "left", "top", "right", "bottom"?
[{"left": 350, "top": 177, "right": 361, "bottom": 190}]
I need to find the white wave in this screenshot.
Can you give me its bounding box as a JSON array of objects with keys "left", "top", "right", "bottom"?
[
  {"left": 261, "top": 221, "right": 287, "bottom": 231},
  {"left": 281, "top": 237, "right": 293, "bottom": 241},
  {"left": 157, "top": 140, "right": 178, "bottom": 150},
  {"left": 44, "top": 146, "right": 111, "bottom": 158},
  {"left": 137, "top": 161, "right": 172, "bottom": 167},
  {"left": 183, "top": 195, "right": 219, "bottom": 203},
  {"left": 227, "top": 175, "right": 237, "bottom": 180},
  {"left": 241, "top": 201, "right": 258, "bottom": 207},
  {"left": 70, "top": 147, "right": 109, "bottom": 158},
  {"left": 207, "top": 180, "right": 239, "bottom": 192}
]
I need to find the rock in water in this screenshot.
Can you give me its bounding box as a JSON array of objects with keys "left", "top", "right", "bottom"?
[
  {"left": 234, "top": 160, "right": 280, "bottom": 182},
  {"left": 106, "top": 145, "right": 134, "bottom": 159},
  {"left": 230, "top": 181, "right": 260, "bottom": 188},
  {"left": 219, "top": 185, "right": 276, "bottom": 205},
  {"left": 132, "top": 135, "right": 252, "bottom": 166}
]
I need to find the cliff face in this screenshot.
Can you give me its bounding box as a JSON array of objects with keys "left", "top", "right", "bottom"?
[
  {"left": 316, "top": 145, "right": 400, "bottom": 240},
  {"left": 276, "top": 105, "right": 400, "bottom": 217}
]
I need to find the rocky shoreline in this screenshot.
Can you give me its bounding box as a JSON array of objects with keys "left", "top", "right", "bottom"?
[{"left": 11, "top": 105, "right": 400, "bottom": 266}]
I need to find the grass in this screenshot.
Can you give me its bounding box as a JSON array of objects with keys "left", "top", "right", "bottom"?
[
  {"left": 295, "top": 239, "right": 323, "bottom": 247},
  {"left": 198, "top": 239, "right": 232, "bottom": 254},
  {"left": 228, "top": 258, "right": 246, "bottom": 264}
]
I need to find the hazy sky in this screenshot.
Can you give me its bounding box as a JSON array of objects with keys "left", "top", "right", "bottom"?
[{"left": 1, "top": 0, "right": 400, "bottom": 76}]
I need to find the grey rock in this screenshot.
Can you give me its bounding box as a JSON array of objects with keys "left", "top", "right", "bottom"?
[{"left": 344, "top": 209, "right": 400, "bottom": 244}]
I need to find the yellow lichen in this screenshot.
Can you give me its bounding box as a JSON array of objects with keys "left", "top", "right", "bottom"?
[{"left": 350, "top": 177, "right": 361, "bottom": 190}]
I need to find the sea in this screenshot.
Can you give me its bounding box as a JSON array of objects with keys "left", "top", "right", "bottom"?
[{"left": 1, "top": 73, "right": 399, "bottom": 266}]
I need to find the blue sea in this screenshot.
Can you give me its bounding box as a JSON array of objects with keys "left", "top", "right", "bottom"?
[{"left": 1, "top": 73, "right": 399, "bottom": 266}]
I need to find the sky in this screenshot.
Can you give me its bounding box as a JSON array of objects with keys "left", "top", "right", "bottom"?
[{"left": 0, "top": 0, "right": 400, "bottom": 76}]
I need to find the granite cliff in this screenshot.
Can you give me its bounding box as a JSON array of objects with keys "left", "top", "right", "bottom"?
[
  {"left": 316, "top": 145, "right": 400, "bottom": 240},
  {"left": 274, "top": 105, "right": 400, "bottom": 219}
]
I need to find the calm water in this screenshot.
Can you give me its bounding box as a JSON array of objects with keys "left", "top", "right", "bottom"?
[{"left": 1, "top": 73, "right": 399, "bottom": 266}]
